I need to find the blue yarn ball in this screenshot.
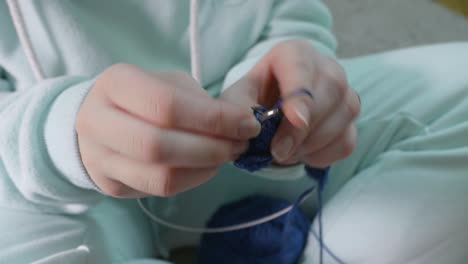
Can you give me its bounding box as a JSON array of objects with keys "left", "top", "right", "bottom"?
[{"left": 198, "top": 195, "right": 310, "bottom": 264}]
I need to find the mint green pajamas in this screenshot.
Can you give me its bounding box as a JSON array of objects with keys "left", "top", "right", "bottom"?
[
  {"left": 3, "top": 43, "right": 467, "bottom": 264},
  {"left": 1, "top": 0, "right": 468, "bottom": 263}
]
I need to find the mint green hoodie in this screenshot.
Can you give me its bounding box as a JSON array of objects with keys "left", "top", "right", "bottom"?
[
  {"left": 0, "top": 0, "right": 335, "bottom": 262},
  {"left": 0, "top": 0, "right": 336, "bottom": 212}
]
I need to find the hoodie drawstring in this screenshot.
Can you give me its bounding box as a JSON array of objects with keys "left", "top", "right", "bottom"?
[
  {"left": 7, "top": 0, "right": 201, "bottom": 84},
  {"left": 189, "top": 0, "right": 201, "bottom": 83},
  {"left": 6, "top": 0, "right": 45, "bottom": 81}
]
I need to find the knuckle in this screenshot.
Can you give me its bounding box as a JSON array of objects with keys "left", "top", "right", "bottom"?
[
  {"left": 341, "top": 130, "right": 356, "bottom": 157},
  {"left": 346, "top": 94, "right": 361, "bottom": 120},
  {"left": 322, "top": 61, "right": 349, "bottom": 101},
  {"left": 295, "top": 58, "right": 311, "bottom": 73},
  {"left": 86, "top": 150, "right": 114, "bottom": 183},
  {"left": 81, "top": 152, "right": 99, "bottom": 174},
  {"left": 130, "top": 130, "right": 166, "bottom": 162},
  {"left": 210, "top": 140, "right": 232, "bottom": 163},
  {"left": 75, "top": 111, "right": 91, "bottom": 135},
  {"left": 145, "top": 168, "right": 176, "bottom": 197},
  {"left": 271, "top": 39, "right": 311, "bottom": 59},
  {"left": 214, "top": 102, "right": 227, "bottom": 135},
  {"left": 203, "top": 100, "right": 226, "bottom": 135},
  {"left": 303, "top": 155, "right": 328, "bottom": 169},
  {"left": 162, "top": 170, "right": 178, "bottom": 197},
  {"left": 141, "top": 169, "right": 164, "bottom": 196},
  {"left": 303, "top": 136, "right": 319, "bottom": 154},
  {"left": 161, "top": 71, "right": 199, "bottom": 90},
  {"left": 314, "top": 162, "right": 330, "bottom": 169},
  {"left": 146, "top": 86, "right": 177, "bottom": 126},
  {"left": 206, "top": 168, "right": 218, "bottom": 178},
  {"left": 168, "top": 70, "right": 195, "bottom": 82},
  {"left": 102, "top": 63, "right": 137, "bottom": 84},
  {"left": 98, "top": 63, "right": 143, "bottom": 97},
  {"left": 268, "top": 41, "right": 294, "bottom": 62},
  {"left": 331, "top": 75, "right": 348, "bottom": 100},
  {"left": 147, "top": 140, "right": 165, "bottom": 163},
  {"left": 212, "top": 145, "right": 231, "bottom": 163},
  {"left": 270, "top": 41, "right": 296, "bottom": 61},
  {"left": 272, "top": 41, "right": 290, "bottom": 53},
  {"left": 107, "top": 63, "right": 139, "bottom": 76},
  {"left": 145, "top": 134, "right": 167, "bottom": 163},
  {"left": 336, "top": 78, "right": 349, "bottom": 99}
]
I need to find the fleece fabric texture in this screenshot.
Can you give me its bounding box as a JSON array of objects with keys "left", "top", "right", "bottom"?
[
  {"left": 0, "top": 0, "right": 336, "bottom": 212},
  {"left": 0, "top": 1, "right": 335, "bottom": 263}
]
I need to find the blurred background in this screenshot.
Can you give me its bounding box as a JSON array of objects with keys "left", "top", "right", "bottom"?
[{"left": 324, "top": 0, "right": 468, "bottom": 57}]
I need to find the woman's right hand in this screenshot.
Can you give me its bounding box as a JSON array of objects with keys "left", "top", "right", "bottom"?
[{"left": 76, "top": 64, "right": 260, "bottom": 198}]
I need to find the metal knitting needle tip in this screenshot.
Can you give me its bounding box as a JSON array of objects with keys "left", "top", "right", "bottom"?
[
  {"left": 251, "top": 106, "right": 263, "bottom": 114},
  {"left": 258, "top": 108, "right": 281, "bottom": 122}
]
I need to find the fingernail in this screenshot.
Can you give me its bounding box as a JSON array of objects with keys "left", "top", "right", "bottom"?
[
  {"left": 239, "top": 117, "right": 261, "bottom": 139},
  {"left": 295, "top": 102, "right": 310, "bottom": 127},
  {"left": 272, "top": 136, "right": 294, "bottom": 162}
]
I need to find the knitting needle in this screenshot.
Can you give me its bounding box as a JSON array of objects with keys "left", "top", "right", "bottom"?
[
  {"left": 250, "top": 88, "right": 313, "bottom": 122},
  {"left": 251, "top": 106, "right": 282, "bottom": 122}
]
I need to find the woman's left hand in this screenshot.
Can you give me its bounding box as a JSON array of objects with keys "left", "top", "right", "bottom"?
[{"left": 221, "top": 39, "right": 361, "bottom": 168}]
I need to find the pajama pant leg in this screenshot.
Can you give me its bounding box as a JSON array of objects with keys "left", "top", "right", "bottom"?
[
  {"left": 302, "top": 43, "right": 468, "bottom": 264},
  {"left": 0, "top": 197, "right": 165, "bottom": 264}
]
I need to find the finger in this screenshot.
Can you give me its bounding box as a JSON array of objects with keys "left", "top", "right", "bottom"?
[
  {"left": 78, "top": 138, "right": 149, "bottom": 198},
  {"left": 302, "top": 125, "right": 357, "bottom": 168},
  {"left": 269, "top": 47, "right": 348, "bottom": 131},
  {"left": 271, "top": 89, "right": 325, "bottom": 162},
  {"left": 271, "top": 59, "right": 354, "bottom": 161},
  {"left": 271, "top": 118, "right": 308, "bottom": 162},
  {"left": 95, "top": 177, "right": 149, "bottom": 198},
  {"left": 78, "top": 104, "right": 247, "bottom": 167},
  {"left": 295, "top": 78, "right": 359, "bottom": 156},
  {"left": 302, "top": 102, "right": 357, "bottom": 154},
  {"left": 103, "top": 64, "right": 260, "bottom": 140},
  {"left": 101, "top": 152, "right": 218, "bottom": 196},
  {"left": 265, "top": 42, "right": 320, "bottom": 128},
  {"left": 220, "top": 76, "right": 260, "bottom": 108},
  {"left": 277, "top": 153, "right": 302, "bottom": 166},
  {"left": 146, "top": 70, "right": 206, "bottom": 95}
]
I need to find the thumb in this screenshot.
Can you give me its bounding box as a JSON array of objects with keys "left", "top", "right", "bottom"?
[{"left": 281, "top": 91, "right": 314, "bottom": 129}]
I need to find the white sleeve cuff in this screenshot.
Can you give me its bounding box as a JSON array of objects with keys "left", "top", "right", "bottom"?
[{"left": 44, "top": 79, "right": 99, "bottom": 191}]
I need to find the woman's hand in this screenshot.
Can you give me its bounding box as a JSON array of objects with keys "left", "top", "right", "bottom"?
[
  {"left": 222, "top": 39, "right": 360, "bottom": 168},
  {"left": 76, "top": 64, "right": 260, "bottom": 198}
]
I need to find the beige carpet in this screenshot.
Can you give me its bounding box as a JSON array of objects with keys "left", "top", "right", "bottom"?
[{"left": 325, "top": 0, "right": 468, "bottom": 57}]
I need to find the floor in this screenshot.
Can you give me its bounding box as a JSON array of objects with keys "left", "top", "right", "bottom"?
[{"left": 325, "top": 0, "right": 468, "bottom": 57}]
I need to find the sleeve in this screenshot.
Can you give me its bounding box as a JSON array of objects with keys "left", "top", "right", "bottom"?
[
  {"left": 0, "top": 73, "right": 102, "bottom": 213},
  {"left": 222, "top": 0, "right": 337, "bottom": 180}
]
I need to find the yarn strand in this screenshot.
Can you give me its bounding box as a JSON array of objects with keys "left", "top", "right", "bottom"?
[
  {"left": 318, "top": 177, "right": 325, "bottom": 264},
  {"left": 137, "top": 187, "right": 314, "bottom": 234}
]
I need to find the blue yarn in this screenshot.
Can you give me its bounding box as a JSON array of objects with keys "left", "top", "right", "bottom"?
[
  {"left": 199, "top": 91, "right": 344, "bottom": 264},
  {"left": 233, "top": 105, "right": 282, "bottom": 172}
]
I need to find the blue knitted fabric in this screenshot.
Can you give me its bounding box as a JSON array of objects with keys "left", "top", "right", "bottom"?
[
  {"left": 233, "top": 105, "right": 282, "bottom": 172},
  {"left": 198, "top": 102, "right": 332, "bottom": 264}
]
